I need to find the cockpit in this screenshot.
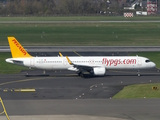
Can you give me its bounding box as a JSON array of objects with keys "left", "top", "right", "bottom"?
[
  {"left": 143, "top": 58, "right": 156, "bottom": 68},
  {"left": 145, "top": 59, "right": 151, "bottom": 63}
]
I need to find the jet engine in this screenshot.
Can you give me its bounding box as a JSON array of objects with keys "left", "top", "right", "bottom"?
[{"left": 93, "top": 67, "right": 106, "bottom": 76}]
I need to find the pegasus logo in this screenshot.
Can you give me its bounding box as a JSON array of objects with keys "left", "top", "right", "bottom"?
[{"left": 12, "top": 39, "right": 26, "bottom": 55}]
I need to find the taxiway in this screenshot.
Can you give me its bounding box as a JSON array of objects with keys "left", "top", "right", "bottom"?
[{"left": 0, "top": 69, "right": 160, "bottom": 120}]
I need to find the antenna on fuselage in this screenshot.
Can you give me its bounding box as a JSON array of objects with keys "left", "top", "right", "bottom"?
[{"left": 73, "top": 51, "right": 82, "bottom": 56}]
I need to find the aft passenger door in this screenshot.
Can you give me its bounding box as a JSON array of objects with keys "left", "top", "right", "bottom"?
[{"left": 30, "top": 58, "right": 35, "bottom": 67}]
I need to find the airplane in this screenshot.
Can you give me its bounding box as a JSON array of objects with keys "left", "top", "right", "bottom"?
[{"left": 6, "top": 37, "right": 156, "bottom": 77}]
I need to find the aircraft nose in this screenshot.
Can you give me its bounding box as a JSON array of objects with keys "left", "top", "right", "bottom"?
[{"left": 151, "top": 62, "right": 156, "bottom": 68}]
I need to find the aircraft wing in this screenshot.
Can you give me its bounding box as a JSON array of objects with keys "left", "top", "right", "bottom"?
[{"left": 66, "top": 56, "right": 102, "bottom": 72}]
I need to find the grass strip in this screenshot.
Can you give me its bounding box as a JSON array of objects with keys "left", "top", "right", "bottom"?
[
  {"left": 0, "top": 16, "right": 160, "bottom": 21},
  {"left": 0, "top": 22, "right": 160, "bottom": 46},
  {"left": 113, "top": 83, "right": 160, "bottom": 99}
]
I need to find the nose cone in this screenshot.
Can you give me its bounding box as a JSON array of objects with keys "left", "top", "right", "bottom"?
[{"left": 150, "top": 62, "right": 156, "bottom": 68}]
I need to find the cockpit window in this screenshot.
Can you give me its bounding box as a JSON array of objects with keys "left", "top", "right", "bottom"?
[{"left": 145, "top": 60, "right": 150, "bottom": 63}]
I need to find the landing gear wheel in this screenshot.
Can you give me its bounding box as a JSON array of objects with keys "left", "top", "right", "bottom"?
[
  {"left": 78, "top": 72, "right": 81, "bottom": 76},
  {"left": 80, "top": 73, "right": 84, "bottom": 77},
  {"left": 137, "top": 70, "right": 140, "bottom": 77},
  {"left": 43, "top": 70, "right": 46, "bottom": 74}
]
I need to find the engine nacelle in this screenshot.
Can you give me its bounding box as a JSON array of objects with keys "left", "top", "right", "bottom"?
[{"left": 93, "top": 67, "right": 106, "bottom": 76}]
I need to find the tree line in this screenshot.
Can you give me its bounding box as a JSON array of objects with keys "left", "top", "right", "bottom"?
[
  {"left": 0, "top": 0, "right": 123, "bottom": 15},
  {"left": 0, "top": 0, "right": 159, "bottom": 15}
]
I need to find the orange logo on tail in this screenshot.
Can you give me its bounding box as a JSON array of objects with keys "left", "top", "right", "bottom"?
[{"left": 12, "top": 39, "right": 26, "bottom": 55}]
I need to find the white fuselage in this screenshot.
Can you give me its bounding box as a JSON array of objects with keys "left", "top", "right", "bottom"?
[{"left": 6, "top": 56, "right": 156, "bottom": 71}]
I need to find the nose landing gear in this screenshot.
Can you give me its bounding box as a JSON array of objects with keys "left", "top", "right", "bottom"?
[{"left": 137, "top": 70, "right": 140, "bottom": 77}]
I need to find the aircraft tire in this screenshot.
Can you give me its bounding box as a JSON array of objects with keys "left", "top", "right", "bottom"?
[{"left": 80, "top": 73, "right": 84, "bottom": 78}]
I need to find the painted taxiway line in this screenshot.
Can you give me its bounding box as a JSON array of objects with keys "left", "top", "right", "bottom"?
[
  {"left": 0, "top": 115, "right": 127, "bottom": 120},
  {"left": 0, "top": 77, "right": 47, "bottom": 86},
  {"left": 1, "top": 88, "right": 36, "bottom": 92},
  {"left": 14, "top": 89, "right": 36, "bottom": 92}
]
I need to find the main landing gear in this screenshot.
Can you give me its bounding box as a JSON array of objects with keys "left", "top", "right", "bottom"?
[
  {"left": 78, "top": 71, "right": 93, "bottom": 78},
  {"left": 78, "top": 72, "right": 84, "bottom": 77}
]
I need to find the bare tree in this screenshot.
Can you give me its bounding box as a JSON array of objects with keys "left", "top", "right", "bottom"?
[
  {"left": 0, "top": 0, "right": 132, "bottom": 15},
  {"left": 109, "top": 0, "right": 121, "bottom": 14}
]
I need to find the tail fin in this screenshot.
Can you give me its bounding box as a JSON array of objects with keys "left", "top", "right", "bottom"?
[{"left": 8, "top": 37, "right": 32, "bottom": 58}]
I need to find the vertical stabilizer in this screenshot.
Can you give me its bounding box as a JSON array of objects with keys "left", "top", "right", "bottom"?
[{"left": 8, "top": 37, "right": 32, "bottom": 58}]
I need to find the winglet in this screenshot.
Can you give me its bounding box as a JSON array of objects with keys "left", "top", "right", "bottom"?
[
  {"left": 66, "top": 56, "right": 72, "bottom": 65},
  {"left": 59, "top": 52, "right": 63, "bottom": 57},
  {"left": 8, "top": 37, "right": 32, "bottom": 58}
]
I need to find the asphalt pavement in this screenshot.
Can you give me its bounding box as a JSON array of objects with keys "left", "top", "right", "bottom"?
[
  {"left": 1, "top": 46, "right": 160, "bottom": 52},
  {"left": 0, "top": 49, "right": 160, "bottom": 120},
  {"left": 0, "top": 68, "right": 160, "bottom": 120}
]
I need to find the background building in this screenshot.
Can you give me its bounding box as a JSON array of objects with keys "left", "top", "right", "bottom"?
[{"left": 147, "top": 0, "right": 157, "bottom": 15}]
